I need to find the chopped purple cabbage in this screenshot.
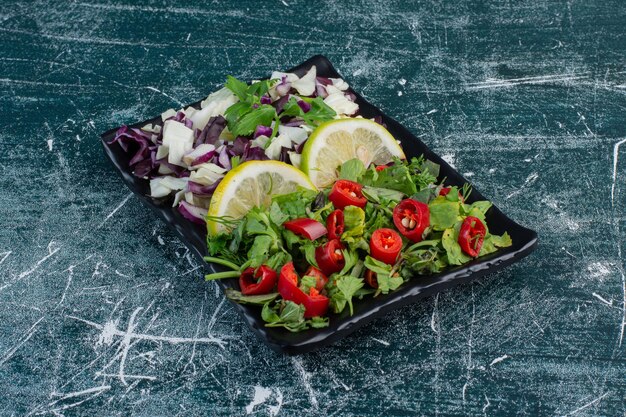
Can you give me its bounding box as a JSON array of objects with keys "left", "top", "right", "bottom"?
[
  {"left": 178, "top": 201, "right": 207, "bottom": 226},
  {"left": 297, "top": 100, "right": 311, "bottom": 113},
  {"left": 254, "top": 125, "right": 273, "bottom": 138}
]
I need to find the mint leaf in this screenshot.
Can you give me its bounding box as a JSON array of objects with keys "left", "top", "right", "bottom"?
[
  {"left": 225, "top": 75, "right": 249, "bottom": 101},
  {"left": 230, "top": 105, "right": 276, "bottom": 137},
  {"left": 224, "top": 101, "right": 253, "bottom": 126}
]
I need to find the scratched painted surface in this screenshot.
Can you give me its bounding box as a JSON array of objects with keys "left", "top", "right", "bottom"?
[{"left": 0, "top": 0, "right": 625, "bottom": 415}]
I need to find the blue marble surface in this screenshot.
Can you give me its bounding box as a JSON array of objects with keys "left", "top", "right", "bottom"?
[{"left": 1, "top": 0, "right": 625, "bottom": 415}]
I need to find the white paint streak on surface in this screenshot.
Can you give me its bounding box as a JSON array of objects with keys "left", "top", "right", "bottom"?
[
  {"left": 50, "top": 385, "right": 111, "bottom": 403},
  {"left": 145, "top": 86, "right": 184, "bottom": 106},
  {"left": 0, "top": 251, "right": 11, "bottom": 266},
  {"left": 591, "top": 293, "right": 613, "bottom": 307},
  {"left": 0, "top": 316, "right": 44, "bottom": 365},
  {"left": 611, "top": 138, "right": 626, "bottom": 207},
  {"left": 371, "top": 337, "right": 390, "bottom": 346},
  {"left": 291, "top": 357, "right": 318, "bottom": 410},
  {"left": 0, "top": 242, "right": 61, "bottom": 292},
  {"left": 67, "top": 315, "right": 228, "bottom": 347},
  {"left": 96, "top": 193, "right": 133, "bottom": 229},
  {"left": 245, "top": 386, "right": 272, "bottom": 414},
  {"left": 506, "top": 172, "right": 539, "bottom": 200},
  {"left": 559, "top": 392, "right": 609, "bottom": 417},
  {"left": 489, "top": 354, "right": 510, "bottom": 366},
  {"left": 466, "top": 73, "right": 589, "bottom": 90}
]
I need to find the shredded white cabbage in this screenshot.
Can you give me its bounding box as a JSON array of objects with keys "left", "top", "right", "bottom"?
[
  {"left": 189, "top": 163, "right": 227, "bottom": 185},
  {"left": 182, "top": 144, "right": 216, "bottom": 167},
  {"left": 324, "top": 88, "right": 359, "bottom": 116},
  {"left": 149, "top": 176, "right": 188, "bottom": 198},
  {"left": 292, "top": 65, "right": 317, "bottom": 96},
  {"left": 329, "top": 78, "right": 350, "bottom": 91},
  {"left": 264, "top": 134, "right": 292, "bottom": 160},
  {"left": 162, "top": 120, "right": 194, "bottom": 166},
  {"left": 160, "top": 108, "right": 177, "bottom": 121},
  {"left": 278, "top": 125, "right": 308, "bottom": 145},
  {"left": 190, "top": 87, "right": 238, "bottom": 131}
]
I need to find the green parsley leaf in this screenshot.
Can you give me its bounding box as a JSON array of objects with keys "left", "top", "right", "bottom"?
[
  {"left": 441, "top": 223, "right": 472, "bottom": 265},
  {"left": 336, "top": 275, "right": 364, "bottom": 315},
  {"left": 339, "top": 158, "right": 366, "bottom": 182},
  {"left": 299, "top": 275, "right": 318, "bottom": 293},
  {"left": 272, "top": 188, "right": 318, "bottom": 219},
  {"left": 429, "top": 196, "right": 461, "bottom": 230},
  {"left": 479, "top": 232, "right": 513, "bottom": 256},
  {"left": 341, "top": 206, "right": 366, "bottom": 242}
]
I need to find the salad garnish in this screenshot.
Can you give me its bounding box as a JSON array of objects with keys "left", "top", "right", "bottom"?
[{"left": 109, "top": 66, "right": 513, "bottom": 332}]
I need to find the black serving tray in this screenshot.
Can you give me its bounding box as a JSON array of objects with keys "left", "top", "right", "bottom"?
[{"left": 101, "top": 55, "right": 538, "bottom": 355}]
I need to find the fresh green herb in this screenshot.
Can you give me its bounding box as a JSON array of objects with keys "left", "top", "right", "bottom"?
[
  {"left": 262, "top": 301, "right": 329, "bottom": 331},
  {"left": 225, "top": 289, "right": 279, "bottom": 305},
  {"left": 339, "top": 158, "right": 366, "bottom": 182},
  {"left": 336, "top": 275, "right": 364, "bottom": 315}
]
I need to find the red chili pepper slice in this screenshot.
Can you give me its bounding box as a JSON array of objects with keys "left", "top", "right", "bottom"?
[
  {"left": 370, "top": 228, "right": 403, "bottom": 265},
  {"left": 304, "top": 266, "right": 328, "bottom": 291},
  {"left": 277, "top": 262, "right": 329, "bottom": 318},
  {"left": 326, "top": 210, "right": 345, "bottom": 240},
  {"left": 315, "top": 239, "right": 345, "bottom": 275},
  {"left": 364, "top": 269, "right": 378, "bottom": 288},
  {"left": 458, "top": 216, "right": 486, "bottom": 257},
  {"left": 239, "top": 265, "right": 278, "bottom": 295},
  {"left": 283, "top": 218, "right": 327, "bottom": 240},
  {"left": 328, "top": 179, "right": 367, "bottom": 210},
  {"left": 392, "top": 199, "right": 430, "bottom": 243},
  {"left": 439, "top": 186, "right": 464, "bottom": 202}
]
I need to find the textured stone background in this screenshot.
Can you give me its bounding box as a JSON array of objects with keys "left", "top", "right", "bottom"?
[{"left": 0, "top": 0, "right": 625, "bottom": 415}]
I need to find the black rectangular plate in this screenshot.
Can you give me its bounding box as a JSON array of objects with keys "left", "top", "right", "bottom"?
[{"left": 101, "top": 55, "right": 538, "bottom": 355}]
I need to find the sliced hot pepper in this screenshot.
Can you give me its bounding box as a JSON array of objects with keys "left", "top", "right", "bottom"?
[
  {"left": 458, "top": 216, "right": 486, "bottom": 257},
  {"left": 304, "top": 265, "right": 328, "bottom": 291},
  {"left": 364, "top": 269, "right": 378, "bottom": 288},
  {"left": 239, "top": 265, "right": 278, "bottom": 295},
  {"left": 284, "top": 218, "right": 327, "bottom": 240},
  {"left": 439, "top": 186, "right": 464, "bottom": 202},
  {"left": 370, "top": 228, "right": 403, "bottom": 265},
  {"left": 328, "top": 179, "right": 367, "bottom": 210},
  {"left": 315, "top": 239, "right": 345, "bottom": 275},
  {"left": 278, "top": 262, "right": 330, "bottom": 318},
  {"left": 392, "top": 199, "right": 430, "bottom": 243},
  {"left": 326, "top": 209, "right": 345, "bottom": 240}
]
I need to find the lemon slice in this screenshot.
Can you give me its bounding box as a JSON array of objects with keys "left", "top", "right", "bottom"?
[
  {"left": 300, "top": 118, "right": 405, "bottom": 188},
  {"left": 207, "top": 160, "right": 316, "bottom": 234}
]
